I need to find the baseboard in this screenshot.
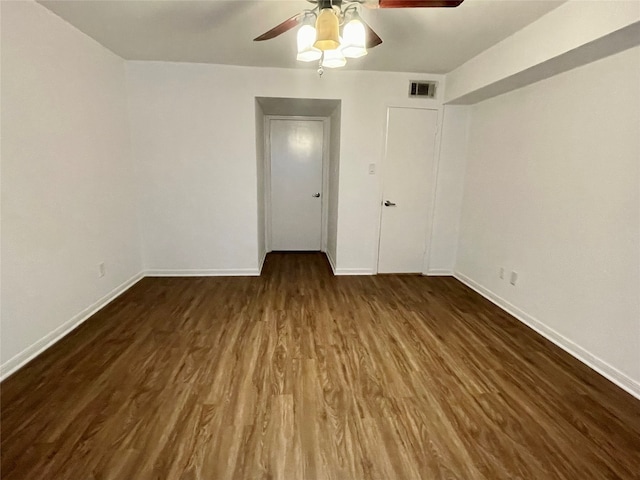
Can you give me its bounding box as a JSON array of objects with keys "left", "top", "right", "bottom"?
[
  {"left": 425, "top": 269, "right": 453, "bottom": 276},
  {"left": 325, "top": 250, "right": 337, "bottom": 275},
  {"left": 334, "top": 268, "right": 375, "bottom": 276},
  {"left": 0, "top": 272, "right": 144, "bottom": 381},
  {"left": 145, "top": 268, "right": 260, "bottom": 277},
  {"left": 454, "top": 271, "right": 640, "bottom": 400},
  {"left": 324, "top": 249, "right": 372, "bottom": 276}
]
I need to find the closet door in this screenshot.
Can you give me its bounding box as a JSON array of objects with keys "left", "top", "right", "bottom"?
[{"left": 378, "top": 108, "right": 438, "bottom": 273}]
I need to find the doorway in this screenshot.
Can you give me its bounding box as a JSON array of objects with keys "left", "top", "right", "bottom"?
[
  {"left": 255, "top": 97, "right": 341, "bottom": 268},
  {"left": 378, "top": 107, "right": 439, "bottom": 273}
]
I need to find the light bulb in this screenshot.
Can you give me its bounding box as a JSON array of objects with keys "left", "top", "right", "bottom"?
[
  {"left": 322, "top": 47, "right": 346, "bottom": 68},
  {"left": 314, "top": 8, "right": 340, "bottom": 51},
  {"left": 342, "top": 19, "right": 367, "bottom": 59},
  {"left": 297, "top": 25, "right": 322, "bottom": 62}
]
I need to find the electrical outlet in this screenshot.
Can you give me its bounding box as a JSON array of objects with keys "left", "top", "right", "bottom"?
[
  {"left": 368, "top": 163, "right": 376, "bottom": 175},
  {"left": 499, "top": 267, "right": 504, "bottom": 279},
  {"left": 510, "top": 271, "right": 518, "bottom": 286},
  {"left": 98, "top": 262, "right": 106, "bottom": 278}
]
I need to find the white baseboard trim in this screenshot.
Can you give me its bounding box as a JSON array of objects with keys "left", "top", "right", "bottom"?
[
  {"left": 1, "top": 265, "right": 266, "bottom": 381},
  {"left": 325, "top": 250, "right": 337, "bottom": 275},
  {"left": 0, "top": 272, "right": 144, "bottom": 381},
  {"left": 145, "top": 268, "right": 260, "bottom": 277},
  {"left": 334, "top": 268, "right": 375, "bottom": 276},
  {"left": 425, "top": 269, "right": 453, "bottom": 276},
  {"left": 454, "top": 271, "right": 640, "bottom": 400}
]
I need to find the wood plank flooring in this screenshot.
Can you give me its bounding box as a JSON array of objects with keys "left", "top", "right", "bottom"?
[{"left": 2, "top": 252, "right": 639, "bottom": 479}]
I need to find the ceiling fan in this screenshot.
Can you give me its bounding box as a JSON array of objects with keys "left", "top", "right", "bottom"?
[{"left": 254, "top": 0, "right": 464, "bottom": 71}]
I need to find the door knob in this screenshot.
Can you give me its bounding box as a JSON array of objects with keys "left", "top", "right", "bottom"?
[
  {"left": 384, "top": 200, "right": 396, "bottom": 207},
  {"left": 312, "top": 193, "right": 321, "bottom": 198}
]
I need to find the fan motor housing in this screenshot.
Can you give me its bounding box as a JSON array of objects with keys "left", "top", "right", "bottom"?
[{"left": 317, "top": 0, "right": 344, "bottom": 9}]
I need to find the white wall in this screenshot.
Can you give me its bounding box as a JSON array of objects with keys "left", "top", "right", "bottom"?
[
  {"left": 445, "top": 0, "right": 640, "bottom": 104},
  {"left": 126, "top": 62, "right": 446, "bottom": 275},
  {"left": 456, "top": 46, "right": 640, "bottom": 396},
  {"left": 1, "top": 1, "right": 142, "bottom": 377},
  {"left": 255, "top": 100, "right": 266, "bottom": 269},
  {"left": 326, "top": 105, "right": 341, "bottom": 270},
  {"left": 427, "top": 105, "right": 470, "bottom": 274}
]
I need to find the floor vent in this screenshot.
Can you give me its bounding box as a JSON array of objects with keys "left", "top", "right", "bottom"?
[{"left": 409, "top": 81, "right": 437, "bottom": 98}]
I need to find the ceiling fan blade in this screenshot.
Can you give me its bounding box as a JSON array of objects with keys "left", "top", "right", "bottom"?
[
  {"left": 378, "top": 0, "right": 463, "bottom": 7},
  {"left": 361, "top": 19, "right": 383, "bottom": 49},
  {"left": 253, "top": 14, "right": 300, "bottom": 41}
]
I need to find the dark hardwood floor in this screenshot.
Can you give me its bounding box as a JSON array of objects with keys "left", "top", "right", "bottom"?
[{"left": 2, "top": 252, "right": 639, "bottom": 479}]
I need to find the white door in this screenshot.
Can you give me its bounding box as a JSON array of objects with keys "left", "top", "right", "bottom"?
[
  {"left": 378, "top": 108, "right": 438, "bottom": 273},
  {"left": 270, "top": 119, "right": 324, "bottom": 251}
]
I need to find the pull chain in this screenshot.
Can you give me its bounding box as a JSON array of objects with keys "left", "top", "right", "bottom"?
[{"left": 317, "top": 52, "right": 324, "bottom": 77}]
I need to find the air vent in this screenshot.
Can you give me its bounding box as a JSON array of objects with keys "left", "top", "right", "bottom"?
[{"left": 409, "top": 81, "right": 437, "bottom": 98}]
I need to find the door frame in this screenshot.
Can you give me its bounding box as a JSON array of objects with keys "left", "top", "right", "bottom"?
[
  {"left": 374, "top": 106, "right": 442, "bottom": 274},
  {"left": 264, "top": 115, "right": 331, "bottom": 253}
]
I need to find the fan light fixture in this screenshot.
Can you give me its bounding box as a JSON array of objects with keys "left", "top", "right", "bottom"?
[
  {"left": 295, "top": 6, "right": 367, "bottom": 70},
  {"left": 255, "top": 0, "right": 465, "bottom": 75}
]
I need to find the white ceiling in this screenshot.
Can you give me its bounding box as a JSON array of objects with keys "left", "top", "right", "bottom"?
[{"left": 39, "top": 0, "right": 566, "bottom": 74}]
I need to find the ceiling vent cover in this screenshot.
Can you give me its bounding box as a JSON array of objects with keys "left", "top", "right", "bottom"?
[{"left": 409, "top": 81, "right": 437, "bottom": 98}]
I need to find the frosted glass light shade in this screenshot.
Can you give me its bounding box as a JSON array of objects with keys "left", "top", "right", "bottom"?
[
  {"left": 314, "top": 9, "right": 340, "bottom": 51},
  {"left": 297, "top": 25, "right": 322, "bottom": 62},
  {"left": 322, "top": 47, "right": 346, "bottom": 68},
  {"left": 342, "top": 19, "right": 367, "bottom": 58}
]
